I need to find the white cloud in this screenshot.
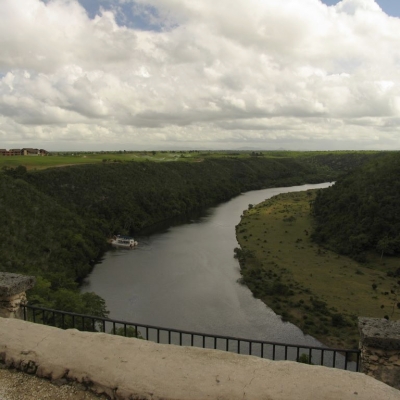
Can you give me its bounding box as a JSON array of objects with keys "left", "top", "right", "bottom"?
[{"left": 1, "top": 0, "right": 400, "bottom": 150}]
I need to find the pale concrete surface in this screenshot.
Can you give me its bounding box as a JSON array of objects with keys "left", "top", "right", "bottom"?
[{"left": 1, "top": 318, "right": 399, "bottom": 400}]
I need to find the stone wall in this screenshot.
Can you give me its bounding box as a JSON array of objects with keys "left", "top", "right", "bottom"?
[
  {"left": 0, "top": 272, "right": 35, "bottom": 318},
  {"left": 1, "top": 317, "right": 399, "bottom": 400},
  {"left": 359, "top": 317, "right": 400, "bottom": 390}
]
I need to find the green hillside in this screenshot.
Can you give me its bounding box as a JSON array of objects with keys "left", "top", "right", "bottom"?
[{"left": 312, "top": 153, "right": 400, "bottom": 263}]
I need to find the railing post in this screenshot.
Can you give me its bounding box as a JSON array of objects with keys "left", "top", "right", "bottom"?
[
  {"left": 0, "top": 273, "right": 36, "bottom": 319},
  {"left": 358, "top": 317, "right": 400, "bottom": 390}
]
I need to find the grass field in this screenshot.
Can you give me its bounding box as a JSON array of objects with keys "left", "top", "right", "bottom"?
[
  {"left": 0, "top": 151, "right": 231, "bottom": 169},
  {"left": 0, "top": 149, "right": 380, "bottom": 170},
  {"left": 0, "top": 152, "right": 201, "bottom": 170},
  {"left": 236, "top": 190, "right": 400, "bottom": 349}
]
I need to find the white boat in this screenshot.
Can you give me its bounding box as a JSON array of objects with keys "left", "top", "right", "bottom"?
[{"left": 110, "top": 235, "right": 138, "bottom": 249}]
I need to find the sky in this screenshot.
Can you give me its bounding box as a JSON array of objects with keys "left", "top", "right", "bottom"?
[{"left": 1, "top": 0, "right": 400, "bottom": 151}]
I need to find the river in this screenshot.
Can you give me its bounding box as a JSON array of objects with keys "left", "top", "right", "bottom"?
[{"left": 82, "top": 182, "right": 332, "bottom": 347}]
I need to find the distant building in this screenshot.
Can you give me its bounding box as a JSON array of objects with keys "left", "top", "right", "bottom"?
[
  {"left": 0, "top": 148, "right": 48, "bottom": 156},
  {"left": 22, "top": 148, "right": 39, "bottom": 156}
]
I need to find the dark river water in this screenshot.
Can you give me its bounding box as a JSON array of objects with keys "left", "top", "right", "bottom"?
[{"left": 82, "top": 183, "right": 332, "bottom": 347}]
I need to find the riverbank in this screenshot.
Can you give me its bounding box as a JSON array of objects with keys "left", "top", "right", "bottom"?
[{"left": 235, "top": 190, "right": 400, "bottom": 349}]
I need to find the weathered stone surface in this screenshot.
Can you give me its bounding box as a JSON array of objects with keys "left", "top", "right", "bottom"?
[
  {"left": 0, "top": 273, "right": 36, "bottom": 297},
  {"left": 359, "top": 317, "right": 400, "bottom": 390},
  {"left": 1, "top": 317, "right": 399, "bottom": 400},
  {"left": 359, "top": 317, "right": 400, "bottom": 350},
  {"left": 0, "top": 292, "right": 28, "bottom": 318}
]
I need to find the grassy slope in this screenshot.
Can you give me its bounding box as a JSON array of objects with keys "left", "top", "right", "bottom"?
[{"left": 236, "top": 190, "right": 400, "bottom": 349}]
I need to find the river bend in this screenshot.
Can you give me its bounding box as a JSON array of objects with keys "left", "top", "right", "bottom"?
[{"left": 82, "top": 183, "right": 332, "bottom": 346}]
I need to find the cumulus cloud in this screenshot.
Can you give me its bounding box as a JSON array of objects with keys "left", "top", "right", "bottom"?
[{"left": 1, "top": 0, "right": 400, "bottom": 150}]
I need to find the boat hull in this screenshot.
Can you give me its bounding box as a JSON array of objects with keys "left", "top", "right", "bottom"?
[{"left": 110, "top": 235, "right": 138, "bottom": 249}]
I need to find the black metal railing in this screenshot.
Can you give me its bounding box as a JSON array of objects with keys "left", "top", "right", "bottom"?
[{"left": 22, "top": 304, "right": 360, "bottom": 371}]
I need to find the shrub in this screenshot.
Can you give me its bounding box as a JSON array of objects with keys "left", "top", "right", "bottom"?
[
  {"left": 331, "top": 313, "right": 347, "bottom": 327},
  {"left": 297, "top": 354, "right": 313, "bottom": 364}
]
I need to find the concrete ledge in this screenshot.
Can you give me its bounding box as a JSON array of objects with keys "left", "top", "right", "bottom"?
[{"left": 0, "top": 318, "right": 399, "bottom": 400}]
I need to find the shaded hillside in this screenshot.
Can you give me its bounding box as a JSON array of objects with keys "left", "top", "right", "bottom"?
[
  {"left": 0, "top": 173, "right": 108, "bottom": 316},
  {"left": 312, "top": 153, "right": 400, "bottom": 262},
  {"left": 21, "top": 157, "right": 333, "bottom": 236}
]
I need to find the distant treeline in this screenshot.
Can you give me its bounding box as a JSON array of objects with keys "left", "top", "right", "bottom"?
[
  {"left": 312, "top": 153, "right": 400, "bottom": 262},
  {"left": 0, "top": 152, "right": 385, "bottom": 315}
]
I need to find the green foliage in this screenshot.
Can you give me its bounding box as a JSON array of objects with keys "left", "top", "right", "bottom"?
[
  {"left": 234, "top": 187, "right": 400, "bottom": 349},
  {"left": 0, "top": 173, "right": 107, "bottom": 317},
  {"left": 113, "top": 326, "right": 143, "bottom": 339},
  {"left": 297, "top": 353, "right": 313, "bottom": 364},
  {"left": 233, "top": 247, "right": 255, "bottom": 261},
  {"left": 331, "top": 313, "right": 347, "bottom": 327},
  {"left": 312, "top": 153, "right": 400, "bottom": 260},
  {"left": 18, "top": 156, "right": 349, "bottom": 238}
]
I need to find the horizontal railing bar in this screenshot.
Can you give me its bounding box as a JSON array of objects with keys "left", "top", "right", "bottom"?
[{"left": 21, "top": 305, "right": 359, "bottom": 354}]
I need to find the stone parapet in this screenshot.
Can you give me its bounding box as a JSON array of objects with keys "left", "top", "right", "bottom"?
[
  {"left": 0, "top": 272, "right": 35, "bottom": 318},
  {"left": 1, "top": 318, "right": 399, "bottom": 400},
  {"left": 358, "top": 317, "right": 400, "bottom": 390}
]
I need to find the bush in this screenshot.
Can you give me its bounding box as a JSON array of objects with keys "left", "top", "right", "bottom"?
[
  {"left": 331, "top": 313, "right": 347, "bottom": 327},
  {"left": 297, "top": 353, "right": 313, "bottom": 364}
]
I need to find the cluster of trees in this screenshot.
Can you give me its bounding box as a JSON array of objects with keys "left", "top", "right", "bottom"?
[
  {"left": 312, "top": 153, "right": 400, "bottom": 261},
  {"left": 1, "top": 153, "right": 383, "bottom": 317}
]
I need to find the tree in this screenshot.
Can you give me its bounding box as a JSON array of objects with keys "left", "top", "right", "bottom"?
[
  {"left": 376, "top": 236, "right": 400, "bottom": 259},
  {"left": 81, "top": 292, "right": 109, "bottom": 318}
]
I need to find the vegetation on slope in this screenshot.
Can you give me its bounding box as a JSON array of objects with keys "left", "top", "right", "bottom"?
[
  {"left": 18, "top": 157, "right": 337, "bottom": 235},
  {"left": 235, "top": 191, "right": 400, "bottom": 349},
  {"left": 312, "top": 153, "right": 400, "bottom": 262},
  {"left": 0, "top": 173, "right": 108, "bottom": 317},
  {"left": 235, "top": 153, "right": 400, "bottom": 348}
]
